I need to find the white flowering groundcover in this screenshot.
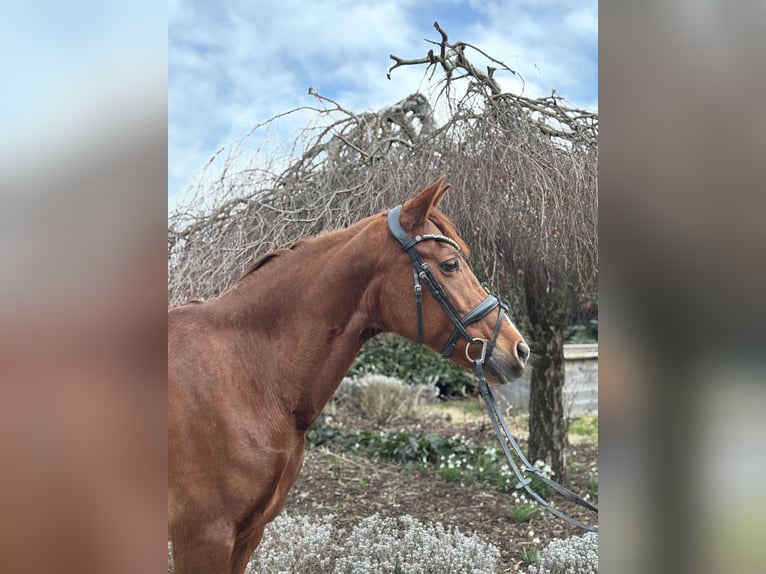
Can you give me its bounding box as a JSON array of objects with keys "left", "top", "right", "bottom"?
[
  {"left": 246, "top": 513, "right": 500, "bottom": 574},
  {"left": 242, "top": 513, "right": 597, "bottom": 574}
]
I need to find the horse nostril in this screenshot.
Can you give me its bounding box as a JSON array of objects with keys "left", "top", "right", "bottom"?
[{"left": 516, "top": 341, "right": 530, "bottom": 366}]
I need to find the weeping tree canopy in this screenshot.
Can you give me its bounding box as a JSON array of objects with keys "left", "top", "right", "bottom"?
[
  {"left": 168, "top": 22, "right": 597, "bottom": 475},
  {"left": 169, "top": 23, "right": 596, "bottom": 306}
]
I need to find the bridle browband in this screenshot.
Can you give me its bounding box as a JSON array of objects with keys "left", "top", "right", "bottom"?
[{"left": 387, "top": 205, "right": 598, "bottom": 532}]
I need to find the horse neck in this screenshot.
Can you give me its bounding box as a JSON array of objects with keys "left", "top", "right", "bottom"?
[{"left": 218, "top": 218, "right": 385, "bottom": 424}]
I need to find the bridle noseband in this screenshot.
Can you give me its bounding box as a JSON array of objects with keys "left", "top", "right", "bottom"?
[
  {"left": 387, "top": 205, "right": 507, "bottom": 365},
  {"left": 387, "top": 205, "right": 598, "bottom": 532}
]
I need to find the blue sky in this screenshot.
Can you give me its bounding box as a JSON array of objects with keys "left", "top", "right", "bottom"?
[
  {"left": 1, "top": 1, "right": 165, "bottom": 173},
  {"left": 169, "top": 0, "right": 597, "bottom": 209}
]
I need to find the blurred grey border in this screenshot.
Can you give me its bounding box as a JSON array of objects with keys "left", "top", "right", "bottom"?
[
  {"left": 0, "top": 2, "right": 167, "bottom": 574},
  {"left": 601, "top": 2, "right": 765, "bottom": 573}
]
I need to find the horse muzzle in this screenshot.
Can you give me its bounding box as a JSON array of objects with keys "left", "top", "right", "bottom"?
[{"left": 485, "top": 348, "right": 527, "bottom": 385}]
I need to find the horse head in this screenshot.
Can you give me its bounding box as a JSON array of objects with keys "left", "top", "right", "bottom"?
[{"left": 378, "top": 176, "right": 529, "bottom": 384}]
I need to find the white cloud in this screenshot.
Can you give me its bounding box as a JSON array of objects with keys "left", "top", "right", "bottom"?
[
  {"left": 169, "top": 0, "right": 597, "bottom": 208},
  {"left": 565, "top": 5, "right": 599, "bottom": 38},
  {"left": 464, "top": 1, "right": 598, "bottom": 107}
]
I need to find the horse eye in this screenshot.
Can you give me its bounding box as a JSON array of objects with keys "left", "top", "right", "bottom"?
[{"left": 439, "top": 259, "right": 460, "bottom": 273}]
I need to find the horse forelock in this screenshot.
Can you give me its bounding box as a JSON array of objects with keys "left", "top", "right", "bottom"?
[{"left": 428, "top": 209, "right": 471, "bottom": 257}]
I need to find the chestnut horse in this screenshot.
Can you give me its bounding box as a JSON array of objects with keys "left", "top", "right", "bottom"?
[{"left": 168, "top": 177, "right": 529, "bottom": 573}]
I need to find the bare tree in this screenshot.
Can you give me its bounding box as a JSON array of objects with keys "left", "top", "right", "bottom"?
[
  {"left": 167, "top": 91, "right": 441, "bottom": 303},
  {"left": 168, "top": 22, "right": 597, "bottom": 478}
]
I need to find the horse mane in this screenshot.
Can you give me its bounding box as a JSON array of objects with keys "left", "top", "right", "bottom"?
[
  {"left": 237, "top": 207, "right": 468, "bottom": 285},
  {"left": 239, "top": 238, "right": 308, "bottom": 280},
  {"left": 428, "top": 209, "right": 471, "bottom": 257}
]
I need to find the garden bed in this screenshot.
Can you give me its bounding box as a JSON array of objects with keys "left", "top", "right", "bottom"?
[{"left": 284, "top": 395, "right": 598, "bottom": 572}]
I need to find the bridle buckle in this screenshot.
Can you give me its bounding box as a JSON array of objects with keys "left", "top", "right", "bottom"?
[{"left": 465, "top": 338, "right": 488, "bottom": 364}]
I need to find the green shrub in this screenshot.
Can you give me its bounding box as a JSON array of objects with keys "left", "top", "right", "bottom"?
[
  {"left": 564, "top": 322, "right": 598, "bottom": 343},
  {"left": 348, "top": 334, "right": 473, "bottom": 397}
]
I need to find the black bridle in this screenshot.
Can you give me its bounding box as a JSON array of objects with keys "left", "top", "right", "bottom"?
[
  {"left": 387, "top": 205, "right": 507, "bottom": 363},
  {"left": 387, "top": 205, "right": 598, "bottom": 532}
]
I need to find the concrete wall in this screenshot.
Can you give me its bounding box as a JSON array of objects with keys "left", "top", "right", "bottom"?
[{"left": 495, "top": 343, "right": 598, "bottom": 417}]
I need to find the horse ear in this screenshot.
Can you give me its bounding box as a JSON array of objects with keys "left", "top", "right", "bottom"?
[{"left": 401, "top": 176, "right": 452, "bottom": 230}]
